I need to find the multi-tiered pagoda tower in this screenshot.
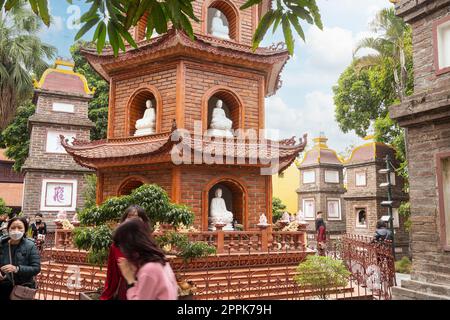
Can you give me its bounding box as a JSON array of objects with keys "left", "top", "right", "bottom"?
[{"left": 63, "top": 1, "right": 306, "bottom": 230}]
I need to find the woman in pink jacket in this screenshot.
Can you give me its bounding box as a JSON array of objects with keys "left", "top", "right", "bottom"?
[{"left": 113, "top": 218, "right": 178, "bottom": 300}]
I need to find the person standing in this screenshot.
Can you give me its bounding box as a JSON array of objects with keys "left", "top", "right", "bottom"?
[
  {"left": 315, "top": 212, "right": 327, "bottom": 256},
  {"left": 100, "top": 205, "right": 151, "bottom": 300},
  {"left": 114, "top": 218, "right": 178, "bottom": 300},
  {"left": 0, "top": 217, "right": 41, "bottom": 300},
  {"left": 30, "top": 213, "right": 47, "bottom": 251}
]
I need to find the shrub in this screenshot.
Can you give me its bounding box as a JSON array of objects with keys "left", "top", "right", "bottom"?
[
  {"left": 0, "top": 198, "right": 12, "bottom": 217},
  {"left": 272, "top": 197, "right": 286, "bottom": 223},
  {"left": 294, "top": 255, "right": 351, "bottom": 300},
  {"left": 395, "top": 256, "right": 412, "bottom": 274}
]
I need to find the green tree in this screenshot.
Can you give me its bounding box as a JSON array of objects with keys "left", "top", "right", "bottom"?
[
  {"left": 333, "top": 8, "right": 413, "bottom": 179},
  {"left": 272, "top": 197, "right": 287, "bottom": 223},
  {"left": 0, "top": 198, "right": 12, "bottom": 217},
  {"left": 1, "top": 42, "right": 110, "bottom": 173},
  {"left": 354, "top": 8, "right": 412, "bottom": 102},
  {"left": 2, "top": 0, "right": 322, "bottom": 56},
  {"left": 294, "top": 255, "right": 350, "bottom": 300},
  {"left": 82, "top": 174, "right": 97, "bottom": 210},
  {"left": 1, "top": 102, "right": 35, "bottom": 172},
  {"left": 71, "top": 42, "right": 109, "bottom": 141},
  {"left": 0, "top": 1, "right": 56, "bottom": 131}
]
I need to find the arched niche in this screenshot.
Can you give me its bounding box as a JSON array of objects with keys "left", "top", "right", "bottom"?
[
  {"left": 202, "top": 87, "right": 244, "bottom": 134},
  {"left": 126, "top": 86, "right": 162, "bottom": 137},
  {"left": 117, "top": 176, "right": 147, "bottom": 196},
  {"left": 202, "top": 177, "right": 248, "bottom": 231},
  {"left": 203, "top": 0, "right": 239, "bottom": 41}
]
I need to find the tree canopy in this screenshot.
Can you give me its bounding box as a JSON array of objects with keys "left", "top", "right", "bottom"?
[{"left": 1, "top": 0, "right": 323, "bottom": 56}]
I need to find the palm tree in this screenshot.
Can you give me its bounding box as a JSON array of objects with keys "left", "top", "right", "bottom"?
[
  {"left": 353, "top": 7, "right": 410, "bottom": 102},
  {"left": 0, "top": 2, "right": 56, "bottom": 130}
]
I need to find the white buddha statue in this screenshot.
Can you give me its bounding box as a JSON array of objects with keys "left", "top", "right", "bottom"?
[
  {"left": 208, "top": 188, "right": 234, "bottom": 231},
  {"left": 135, "top": 100, "right": 156, "bottom": 136},
  {"left": 210, "top": 11, "right": 230, "bottom": 40},
  {"left": 206, "top": 99, "right": 234, "bottom": 138},
  {"left": 258, "top": 213, "right": 269, "bottom": 226}
]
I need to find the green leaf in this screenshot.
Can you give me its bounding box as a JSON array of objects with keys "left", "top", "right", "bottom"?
[
  {"left": 288, "top": 12, "right": 305, "bottom": 42},
  {"left": 107, "top": 21, "right": 120, "bottom": 57},
  {"left": 4, "top": 0, "right": 20, "bottom": 10},
  {"left": 75, "top": 15, "right": 100, "bottom": 41},
  {"left": 240, "top": 0, "right": 263, "bottom": 10},
  {"left": 252, "top": 10, "right": 276, "bottom": 51},
  {"left": 37, "top": 0, "right": 50, "bottom": 26},
  {"left": 96, "top": 22, "right": 107, "bottom": 54},
  {"left": 282, "top": 15, "right": 294, "bottom": 55}
]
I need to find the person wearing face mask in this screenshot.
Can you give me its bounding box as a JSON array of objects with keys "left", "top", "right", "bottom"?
[
  {"left": 100, "top": 205, "right": 151, "bottom": 300},
  {"left": 0, "top": 217, "right": 41, "bottom": 300},
  {"left": 30, "top": 213, "right": 47, "bottom": 250}
]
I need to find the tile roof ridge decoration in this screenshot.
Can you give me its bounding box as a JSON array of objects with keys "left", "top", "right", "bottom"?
[{"left": 33, "top": 59, "right": 95, "bottom": 95}]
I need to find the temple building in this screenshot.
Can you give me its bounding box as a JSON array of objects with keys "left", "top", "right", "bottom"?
[
  {"left": 62, "top": 1, "right": 306, "bottom": 231},
  {"left": 297, "top": 133, "right": 346, "bottom": 241},
  {"left": 343, "top": 136, "right": 410, "bottom": 255},
  {"left": 22, "top": 60, "right": 95, "bottom": 225},
  {"left": 0, "top": 149, "right": 23, "bottom": 215},
  {"left": 390, "top": 0, "right": 450, "bottom": 299}
]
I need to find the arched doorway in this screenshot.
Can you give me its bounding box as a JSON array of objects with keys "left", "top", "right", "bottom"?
[
  {"left": 117, "top": 177, "right": 146, "bottom": 196},
  {"left": 202, "top": 177, "right": 247, "bottom": 231}
]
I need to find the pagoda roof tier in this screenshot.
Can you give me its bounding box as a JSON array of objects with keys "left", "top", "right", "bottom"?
[
  {"left": 81, "top": 29, "right": 289, "bottom": 96},
  {"left": 60, "top": 127, "right": 307, "bottom": 174}
]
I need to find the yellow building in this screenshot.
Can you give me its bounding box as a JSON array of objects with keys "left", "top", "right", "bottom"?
[{"left": 272, "top": 161, "right": 300, "bottom": 213}]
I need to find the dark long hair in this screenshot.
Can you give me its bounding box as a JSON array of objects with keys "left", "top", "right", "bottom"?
[
  {"left": 112, "top": 218, "right": 166, "bottom": 268},
  {"left": 120, "top": 205, "right": 150, "bottom": 224}
]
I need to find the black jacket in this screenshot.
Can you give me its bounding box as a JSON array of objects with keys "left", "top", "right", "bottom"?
[{"left": 0, "top": 238, "right": 41, "bottom": 288}]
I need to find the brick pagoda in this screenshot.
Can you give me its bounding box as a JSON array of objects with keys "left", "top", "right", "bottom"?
[
  {"left": 22, "top": 60, "right": 95, "bottom": 225},
  {"left": 390, "top": 0, "right": 450, "bottom": 299},
  {"left": 297, "top": 133, "right": 346, "bottom": 241},
  {"left": 62, "top": 1, "right": 306, "bottom": 230},
  {"left": 343, "top": 136, "right": 410, "bottom": 256}
]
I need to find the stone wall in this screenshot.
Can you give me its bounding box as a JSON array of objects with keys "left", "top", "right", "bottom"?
[{"left": 22, "top": 171, "right": 89, "bottom": 227}]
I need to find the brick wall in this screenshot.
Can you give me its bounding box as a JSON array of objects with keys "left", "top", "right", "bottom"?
[
  {"left": 22, "top": 171, "right": 89, "bottom": 226},
  {"left": 180, "top": 165, "right": 268, "bottom": 230},
  {"left": 410, "top": 5, "right": 450, "bottom": 92},
  {"left": 406, "top": 121, "right": 450, "bottom": 264},
  {"left": 113, "top": 67, "right": 177, "bottom": 138},
  {"left": 36, "top": 93, "right": 90, "bottom": 119},
  {"left": 184, "top": 64, "right": 261, "bottom": 132},
  {"left": 101, "top": 166, "right": 173, "bottom": 200},
  {"left": 191, "top": 0, "right": 255, "bottom": 46},
  {"left": 26, "top": 124, "right": 91, "bottom": 169},
  {"left": 298, "top": 164, "right": 346, "bottom": 235}
]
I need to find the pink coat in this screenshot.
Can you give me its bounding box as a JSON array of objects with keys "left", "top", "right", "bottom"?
[{"left": 127, "top": 262, "right": 178, "bottom": 300}]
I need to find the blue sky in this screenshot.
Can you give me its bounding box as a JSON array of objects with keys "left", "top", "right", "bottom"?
[{"left": 40, "top": 0, "right": 391, "bottom": 155}]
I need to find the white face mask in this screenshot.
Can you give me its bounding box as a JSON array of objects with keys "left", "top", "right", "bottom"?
[{"left": 9, "top": 231, "right": 24, "bottom": 241}]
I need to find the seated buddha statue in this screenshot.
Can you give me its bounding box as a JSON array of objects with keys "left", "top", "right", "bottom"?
[
  {"left": 210, "top": 11, "right": 230, "bottom": 40},
  {"left": 135, "top": 100, "right": 156, "bottom": 137},
  {"left": 208, "top": 188, "right": 234, "bottom": 231},
  {"left": 206, "top": 100, "right": 234, "bottom": 138}
]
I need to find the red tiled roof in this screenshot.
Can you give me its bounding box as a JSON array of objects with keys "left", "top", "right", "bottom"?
[
  {"left": 345, "top": 142, "right": 396, "bottom": 164},
  {"left": 61, "top": 129, "right": 307, "bottom": 174},
  {"left": 81, "top": 29, "right": 289, "bottom": 96},
  {"left": 40, "top": 71, "right": 86, "bottom": 95},
  {"left": 300, "top": 148, "right": 342, "bottom": 167}
]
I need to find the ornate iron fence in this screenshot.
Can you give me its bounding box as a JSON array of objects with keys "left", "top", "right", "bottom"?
[{"left": 33, "top": 233, "right": 395, "bottom": 300}]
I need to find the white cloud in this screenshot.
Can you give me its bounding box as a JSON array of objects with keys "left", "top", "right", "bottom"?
[
  {"left": 265, "top": 92, "right": 364, "bottom": 153},
  {"left": 305, "top": 26, "right": 355, "bottom": 72}
]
